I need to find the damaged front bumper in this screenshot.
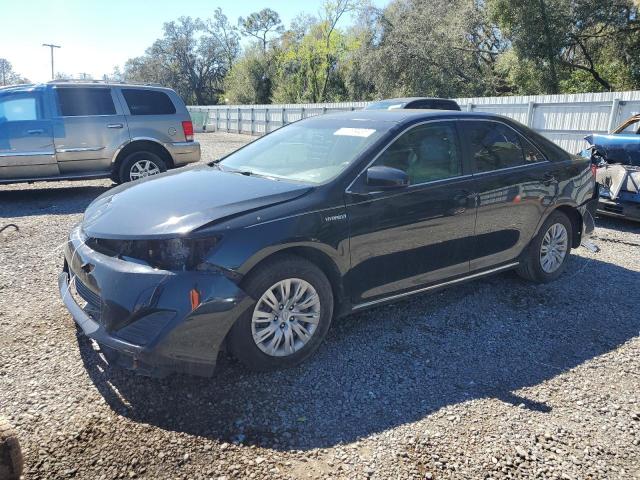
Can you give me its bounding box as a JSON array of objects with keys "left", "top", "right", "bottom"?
[
  {"left": 59, "top": 225, "right": 253, "bottom": 377},
  {"left": 595, "top": 165, "right": 640, "bottom": 222}
]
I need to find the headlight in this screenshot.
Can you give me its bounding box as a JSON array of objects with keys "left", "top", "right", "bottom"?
[{"left": 87, "top": 236, "right": 220, "bottom": 271}]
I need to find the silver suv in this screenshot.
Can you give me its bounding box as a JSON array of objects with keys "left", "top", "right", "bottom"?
[{"left": 0, "top": 80, "right": 200, "bottom": 184}]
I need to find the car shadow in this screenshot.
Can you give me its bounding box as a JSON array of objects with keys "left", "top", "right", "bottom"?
[
  {"left": 594, "top": 215, "right": 640, "bottom": 235},
  {"left": 77, "top": 254, "right": 639, "bottom": 451},
  {"left": 0, "top": 184, "right": 112, "bottom": 217}
]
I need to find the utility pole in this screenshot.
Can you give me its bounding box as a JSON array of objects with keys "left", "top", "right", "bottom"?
[{"left": 42, "top": 43, "right": 61, "bottom": 80}]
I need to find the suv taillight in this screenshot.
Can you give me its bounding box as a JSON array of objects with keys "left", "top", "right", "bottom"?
[{"left": 182, "top": 121, "right": 194, "bottom": 142}]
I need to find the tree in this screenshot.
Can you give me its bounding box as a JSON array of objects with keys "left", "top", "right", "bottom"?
[
  {"left": 358, "top": 0, "right": 507, "bottom": 98},
  {"left": 208, "top": 8, "right": 241, "bottom": 69},
  {"left": 238, "top": 8, "right": 284, "bottom": 52},
  {"left": 124, "top": 16, "right": 234, "bottom": 104},
  {"left": 224, "top": 45, "right": 275, "bottom": 104},
  {"left": 490, "top": 0, "right": 640, "bottom": 93},
  {"left": 0, "top": 59, "right": 29, "bottom": 86}
]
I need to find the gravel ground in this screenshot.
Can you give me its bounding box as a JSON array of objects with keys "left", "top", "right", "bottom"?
[{"left": 1, "top": 132, "right": 639, "bottom": 480}]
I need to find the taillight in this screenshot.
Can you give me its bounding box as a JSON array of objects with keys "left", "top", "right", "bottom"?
[
  {"left": 182, "top": 120, "right": 194, "bottom": 142},
  {"left": 590, "top": 163, "right": 598, "bottom": 177}
]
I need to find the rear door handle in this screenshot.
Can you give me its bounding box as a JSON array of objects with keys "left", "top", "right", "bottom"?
[
  {"left": 27, "top": 129, "right": 44, "bottom": 135},
  {"left": 107, "top": 123, "right": 124, "bottom": 129}
]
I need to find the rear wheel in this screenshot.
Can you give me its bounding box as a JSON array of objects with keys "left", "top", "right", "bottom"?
[
  {"left": 517, "top": 210, "right": 573, "bottom": 283},
  {"left": 118, "top": 151, "right": 167, "bottom": 183},
  {"left": 227, "top": 255, "right": 334, "bottom": 371}
]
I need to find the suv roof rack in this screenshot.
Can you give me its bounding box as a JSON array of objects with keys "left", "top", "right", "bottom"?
[
  {"left": 0, "top": 83, "right": 37, "bottom": 90},
  {"left": 47, "top": 79, "right": 164, "bottom": 87}
]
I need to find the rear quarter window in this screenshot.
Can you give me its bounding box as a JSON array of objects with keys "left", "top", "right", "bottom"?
[
  {"left": 57, "top": 88, "right": 116, "bottom": 116},
  {"left": 122, "top": 89, "right": 177, "bottom": 115},
  {"left": 523, "top": 127, "right": 572, "bottom": 162}
]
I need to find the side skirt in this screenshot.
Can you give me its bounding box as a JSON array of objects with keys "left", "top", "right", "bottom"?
[{"left": 352, "top": 262, "right": 520, "bottom": 310}]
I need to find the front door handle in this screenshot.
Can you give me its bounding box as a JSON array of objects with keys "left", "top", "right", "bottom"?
[
  {"left": 543, "top": 173, "right": 557, "bottom": 185},
  {"left": 27, "top": 129, "right": 44, "bottom": 135},
  {"left": 107, "top": 123, "right": 124, "bottom": 129}
]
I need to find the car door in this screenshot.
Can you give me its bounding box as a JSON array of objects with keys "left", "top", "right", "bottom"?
[
  {"left": 459, "top": 119, "right": 557, "bottom": 271},
  {"left": 52, "top": 86, "right": 130, "bottom": 175},
  {"left": 345, "top": 120, "right": 476, "bottom": 306},
  {"left": 0, "top": 90, "right": 58, "bottom": 180}
]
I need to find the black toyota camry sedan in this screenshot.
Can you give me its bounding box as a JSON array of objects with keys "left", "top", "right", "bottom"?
[{"left": 59, "top": 110, "right": 597, "bottom": 376}]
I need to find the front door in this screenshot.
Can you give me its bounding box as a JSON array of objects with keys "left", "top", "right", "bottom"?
[
  {"left": 0, "top": 90, "right": 57, "bottom": 180},
  {"left": 459, "top": 119, "right": 557, "bottom": 271},
  {"left": 346, "top": 121, "right": 476, "bottom": 306},
  {"left": 52, "top": 86, "right": 130, "bottom": 175}
]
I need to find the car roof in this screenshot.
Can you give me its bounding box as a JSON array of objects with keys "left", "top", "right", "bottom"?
[
  {"left": 306, "top": 109, "right": 515, "bottom": 126},
  {"left": 373, "top": 97, "right": 457, "bottom": 103},
  {"left": 0, "top": 81, "right": 174, "bottom": 94}
]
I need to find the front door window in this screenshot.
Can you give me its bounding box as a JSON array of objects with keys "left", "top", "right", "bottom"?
[{"left": 372, "top": 121, "right": 462, "bottom": 184}]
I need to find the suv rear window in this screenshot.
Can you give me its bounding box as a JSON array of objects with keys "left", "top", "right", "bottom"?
[
  {"left": 57, "top": 88, "right": 116, "bottom": 116},
  {"left": 122, "top": 89, "right": 176, "bottom": 115}
]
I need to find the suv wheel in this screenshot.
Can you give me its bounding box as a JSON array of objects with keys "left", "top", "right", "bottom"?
[
  {"left": 118, "top": 151, "right": 167, "bottom": 183},
  {"left": 517, "top": 210, "right": 573, "bottom": 283},
  {"left": 227, "top": 255, "right": 334, "bottom": 371}
]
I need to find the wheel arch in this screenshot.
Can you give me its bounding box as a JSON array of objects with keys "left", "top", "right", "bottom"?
[
  {"left": 112, "top": 140, "right": 175, "bottom": 175},
  {"left": 240, "top": 245, "right": 349, "bottom": 318},
  {"left": 553, "top": 204, "right": 583, "bottom": 248}
]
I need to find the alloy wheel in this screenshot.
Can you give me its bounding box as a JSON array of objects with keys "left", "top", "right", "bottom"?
[
  {"left": 251, "top": 278, "right": 321, "bottom": 357},
  {"left": 129, "top": 160, "right": 161, "bottom": 180},
  {"left": 539, "top": 222, "right": 568, "bottom": 273}
]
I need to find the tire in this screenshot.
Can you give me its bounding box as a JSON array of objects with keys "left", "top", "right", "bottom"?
[
  {"left": 117, "top": 151, "right": 167, "bottom": 183},
  {"left": 227, "top": 254, "right": 334, "bottom": 371},
  {"left": 517, "top": 210, "right": 573, "bottom": 283},
  {"left": 0, "top": 417, "right": 23, "bottom": 480}
]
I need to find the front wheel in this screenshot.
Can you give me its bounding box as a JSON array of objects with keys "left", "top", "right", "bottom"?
[
  {"left": 118, "top": 151, "right": 167, "bottom": 183},
  {"left": 227, "top": 255, "right": 334, "bottom": 371},
  {"left": 517, "top": 211, "right": 573, "bottom": 283}
]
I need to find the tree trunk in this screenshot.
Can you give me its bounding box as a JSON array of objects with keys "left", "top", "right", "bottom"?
[{"left": 538, "top": 0, "right": 559, "bottom": 94}]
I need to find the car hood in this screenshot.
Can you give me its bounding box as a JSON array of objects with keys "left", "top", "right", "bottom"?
[{"left": 82, "top": 165, "right": 312, "bottom": 239}]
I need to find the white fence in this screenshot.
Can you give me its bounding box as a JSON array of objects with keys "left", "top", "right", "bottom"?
[{"left": 188, "top": 91, "right": 640, "bottom": 153}]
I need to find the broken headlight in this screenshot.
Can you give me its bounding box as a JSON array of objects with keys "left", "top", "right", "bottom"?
[{"left": 87, "top": 236, "right": 220, "bottom": 271}]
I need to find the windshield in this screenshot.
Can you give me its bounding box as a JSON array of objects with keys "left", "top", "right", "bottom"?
[{"left": 219, "top": 121, "right": 386, "bottom": 184}]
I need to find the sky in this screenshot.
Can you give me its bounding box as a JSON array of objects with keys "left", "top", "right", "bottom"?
[{"left": 0, "top": 0, "right": 387, "bottom": 83}]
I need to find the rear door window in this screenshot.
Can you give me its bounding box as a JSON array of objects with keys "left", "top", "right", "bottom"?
[
  {"left": 464, "top": 121, "right": 540, "bottom": 173},
  {"left": 56, "top": 88, "right": 116, "bottom": 116},
  {"left": 121, "top": 89, "right": 176, "bottom": 115}
]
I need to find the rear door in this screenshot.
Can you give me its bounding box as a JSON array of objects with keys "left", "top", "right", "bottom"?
[
  {"left": 52, "top": 86, "right": 129, "bottom": 175},
  {"left": 346, "top": 120, "right": 477, "bottom": 306},
  {"left": 460, "top": 119, "right": 557, "bottom": 271},
  {"left": 0, "top": 90, "right": 58, "bottom": 180},
  {"left": 116, "top": 88, "right": 183, "bottom": 143}
]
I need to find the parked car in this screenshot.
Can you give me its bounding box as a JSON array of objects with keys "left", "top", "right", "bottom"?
[
  {"left": 59, "top": 110, "right": 597, "bottom": 377},
  {"left": 582, "top": 114, "right": 640, "bottom": 221},
  {"left": 0, "top": 80, "right": 200, "bottom": 185},
  {"left": 365, "top": 97, "right": 461, "bottom": 111}
]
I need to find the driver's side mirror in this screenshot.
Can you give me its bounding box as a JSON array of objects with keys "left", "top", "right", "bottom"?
[{"left": 366, "top": 165, "right": 409, "bottom": 189}]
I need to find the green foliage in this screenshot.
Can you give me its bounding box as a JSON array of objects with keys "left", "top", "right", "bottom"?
[
  {"left": 120, "top": 0, "right": 640, "bottom": 105},
  {"left": 224, "top": 45, "right": 274, "bottom": 104},
  {"left": 238, "top": 8, "right": 284, "bottom": 52}
]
